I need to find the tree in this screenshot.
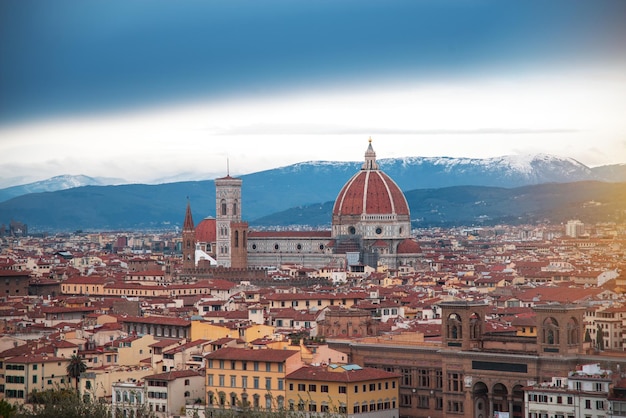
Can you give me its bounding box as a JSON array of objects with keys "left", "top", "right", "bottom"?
[
  {"left": 0, "top": 399, "right": 16, "bottom": 418},
  {"left": 66, "top": 355, "right": 87, "bottom": 392}
]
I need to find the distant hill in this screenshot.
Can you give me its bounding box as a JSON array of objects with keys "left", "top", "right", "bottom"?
[
  {"left": 0, "top": 175, "right": 125, "bottom": 202},
  {"left": 253, "top": 181, "right": 626, "bottom": 228},
  {"left": 1, "top": 154, "right": 626, "bottom": 232}
]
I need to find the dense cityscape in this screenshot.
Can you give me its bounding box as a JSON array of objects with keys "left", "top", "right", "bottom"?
[{"left": 0, "top": 142, "right": 624, "bottom": 418}]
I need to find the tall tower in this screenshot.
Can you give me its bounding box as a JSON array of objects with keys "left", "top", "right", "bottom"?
[
  {"left": 215, "top": 175, "right": 247, "bottom": 268},
  {"left": 182, "top": 200, "right": 196, "bottom": 272}
]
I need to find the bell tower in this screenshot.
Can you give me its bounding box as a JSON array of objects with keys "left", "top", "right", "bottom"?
[
  {"left": 182, "top": 200, "right": 196, "bottom": 272},
  {"left": 215, "top": 175, "right": 247, "bottom": 268}
]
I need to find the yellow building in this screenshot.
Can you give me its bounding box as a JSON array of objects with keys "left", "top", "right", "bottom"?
[
  {"left": 285, "top": 364, "right": 400, "bottom": 417},
  {"left": 3, "top": 354, "right": 70, "bottom": 404},
  {"left": 204, "top": 347, "right": 303, "bottom": 411},
  {"left": 117, "top": 334, "right": 158, "bottom": 366},
  {"left": 190, "top": 320, "right": 274, "bottom": 344}
]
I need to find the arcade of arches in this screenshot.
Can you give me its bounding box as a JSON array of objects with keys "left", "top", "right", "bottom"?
[{"left": 333, "top": 302, "right": 625, "bottom": 418}]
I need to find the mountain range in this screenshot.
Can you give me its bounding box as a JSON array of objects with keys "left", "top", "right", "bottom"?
[{"left": 1, "top": 154, "right": 625, "bottom": 232}]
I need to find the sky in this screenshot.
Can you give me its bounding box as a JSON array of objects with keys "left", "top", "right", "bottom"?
[{"left": 1, "top": 0, "right": 626, "bottom": 187}]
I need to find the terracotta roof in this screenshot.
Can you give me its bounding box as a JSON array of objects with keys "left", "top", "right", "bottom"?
[
  {"left": 287, "top": 365, "right": 399, "bottom": 382},
  {"left": 196, "top": 217, "right": 217, "bottom": 243},
  {"left": 146, "top": 369, "right": 203, "bottom": 381}
]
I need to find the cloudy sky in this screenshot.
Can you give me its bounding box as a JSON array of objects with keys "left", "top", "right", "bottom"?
[{"left": 1, "top": 0, "right": 625, "bottom": 186}]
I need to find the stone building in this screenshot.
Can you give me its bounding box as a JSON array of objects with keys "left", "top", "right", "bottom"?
[{"left": 325, "top": 301, "right": 626, "bottom": 418}]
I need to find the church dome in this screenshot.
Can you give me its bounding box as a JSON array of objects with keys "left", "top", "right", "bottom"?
[
  {"left": 397, "top": 238, "right": 421, "bottom": 254},
  {"left": 332, "top": 140, "right": 409, "bottom": 218},
  {"left": 195, "top": 217, "right": 216, "bottom": 243}
]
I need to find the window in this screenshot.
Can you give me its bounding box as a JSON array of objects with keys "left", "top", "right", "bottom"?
[
  {"left": 298, "top": 383, "right": 306, "bottom": 391},
  {"left": 254, "top": 362, "right": 259, "bottom": 371},
  {"left": 339, "top": 386, "right": 347, "bottom": 394},
  {"left": 447, "top": 400, "right": 464, "bottom": 413},
  {"left": 230, "top": 375, "right": 236, "bottom": 387},
  {"left": 402, "top": 368, "right": 412, "bottom": 386},
  {"left": 208, "top": 375, "right": 214, "bottom": 386},
  {"left": 321, "top": 385, "right": 329, "bottom": 393},
  {"left": 277, "top": 379, "right": 284, "bottom": 390},
  {"left": 448, "top": 372, "right": 463, "bottom": 392},
  {"left": 277, "top": 363, "right": 284, "bottom": 372},
  {"left": 253, "top": 377, "right": 259, "bottom": 389},
  {"left": 265, "top": 377, "right": 272, "bottom": 390},
  {"left": 596, "top": 400, "right": 605, "bottom": 409},
  {"left": 266, "top": 362, "right": 272, "bottom": 372},
  {"left": 419, "top": 369, "right": 430, "bottom": 387},
  {"left": 242, "top": 376, "right": 247, "bottom": 388},
  {"left": 218, "top": 375, "right": 224, "bottom": 387},
  {"left": 309, "top": 384, "right": 316, "bottom": 392},
  {"left": 231, "top": 361, "right": 236, "bottom": 370}
]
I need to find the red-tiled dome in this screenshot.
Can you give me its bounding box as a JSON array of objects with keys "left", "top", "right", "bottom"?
[
  {"left": 195, "top": 217, "right": 216, "bottom": 243},
  {"left": 397, "top": 238, "right": 421, "bottom": 254},
  {"left": 332, "top": 170, "right": 409, "bottom": 217}
]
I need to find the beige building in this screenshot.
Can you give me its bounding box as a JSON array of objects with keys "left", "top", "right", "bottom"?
[
  {"left": 117, "top": 334, "right": 158, "bottom": 367},
  {"left": 144, "top": 369, "right": 205, "bottom": 417},
  {"left": 80, "top": 366, "right": 155, "bottom": 402},
  {"left": 3, "top": 354, "right": 70, "bottom": 404}
]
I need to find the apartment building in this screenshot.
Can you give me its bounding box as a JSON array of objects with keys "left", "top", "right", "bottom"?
[
  {"left": 285, "top": 363, "right": 400, "bottom": 417},
  {"left": 204, "top": 347, "right": 303, "bottom": 411},
  {"left": 2, "top": 354, "right": 70, "bottom": 404},
  {"left": 144, "top": 369, "right": 204, "bottom": 417}
]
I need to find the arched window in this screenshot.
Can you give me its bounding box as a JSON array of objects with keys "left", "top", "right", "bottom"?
[
  {"left": 235, "top": 231, "right": 239, "bottom": 247},
  {"left": 221, "top": 199, "right": 227, "bottom": 216},
  {"left": 233, "top": 200, "right": 238, "bottom": 216}
]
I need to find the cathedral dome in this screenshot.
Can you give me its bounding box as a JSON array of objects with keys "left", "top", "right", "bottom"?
[
  {"left": 195, "top": 217, "right": 216, "bottom": 243},
  {"left": 332, "top": 140, "right": 409, "bottom": 218},
  {"left": 331, "top": 139, "right": 411, "bottom": 241}
]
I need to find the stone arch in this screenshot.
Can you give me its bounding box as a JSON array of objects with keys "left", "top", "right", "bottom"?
[
  {"left": 492, "top": 383, "right": 509, "bottom": 414},
  {"left": 542, "top": 317, "right": 559, "bottom": 345},
  {"left": 472, "top": 381, "right": 489, "bottom": 418},
  {"left": 447, "top": 313, "right": 463, "bottom": 340},
  {"left": 470, "top": 311, "right": 483, "bottom": 340},
  {"left": 512, "top": 384, "right": 524, "bottom": 417},
  {"left": 567, "top": 316, "right": 579, "bottom": 345}
]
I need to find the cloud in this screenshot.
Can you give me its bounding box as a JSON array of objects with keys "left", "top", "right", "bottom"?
[{"left": 219, "top": 123, "right": 581, "bottom": 136}]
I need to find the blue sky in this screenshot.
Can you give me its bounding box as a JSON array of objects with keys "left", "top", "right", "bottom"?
[{"left": 1, "top": 0, "right": 625, "bottom": 185}]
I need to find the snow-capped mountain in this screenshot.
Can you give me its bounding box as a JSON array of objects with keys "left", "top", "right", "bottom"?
[
  {"left": 0, "top": 174, "right": 126, "bottom": 203},
  {"left": 1, "top": 153, "right": 625, "bottom": 231}
]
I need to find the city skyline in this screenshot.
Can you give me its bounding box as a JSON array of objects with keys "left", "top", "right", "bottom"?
[{"left": 1, "top": 0, "right": 625, "bottom": 186}]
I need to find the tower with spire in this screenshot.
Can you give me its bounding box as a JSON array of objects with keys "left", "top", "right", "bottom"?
[{"left": 182, "top": 200, "right": 196, "bottom": 272}]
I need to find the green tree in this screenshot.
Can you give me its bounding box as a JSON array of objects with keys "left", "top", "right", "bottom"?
[
  {"left": 0, "top": 399, "right": 16, "bottom": 418},
  {"left": 66, "top": 355, "right": 87, "bottom": 392}
]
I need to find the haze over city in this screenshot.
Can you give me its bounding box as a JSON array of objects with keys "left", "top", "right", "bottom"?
[{"left": 1, "top": 0, "right": 625, "bottom": 186}]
